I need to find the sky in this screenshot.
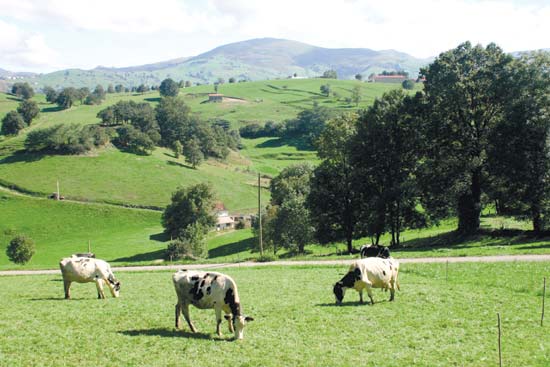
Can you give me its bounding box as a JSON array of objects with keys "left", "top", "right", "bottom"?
[{"left": 0, "top": 0, "right": 549, "bottom": 73}]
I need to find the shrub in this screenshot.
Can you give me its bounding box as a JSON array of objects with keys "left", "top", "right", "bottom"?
[
  {"left": 165, "top": 239, "right": 194, "bottom": 261},
  {"left": 235, "top": 220, "right": 246, "bottom": 230},
  {"left": 6, "top": 235, "right": 35, "bottom": 264}
]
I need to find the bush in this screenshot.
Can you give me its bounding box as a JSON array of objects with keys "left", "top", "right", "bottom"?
[
  {"left": 165, "top": 239, "right": 194, "bottom": 261},
  {"left": 165, "top": 223, "right": 208, "bottom": 260},
  {"left": 6, "top": 235, "right": 35, "bottom": 264},
  {"left": 235, "top": 220, "right": 246, "bottom": 230},
  {"left": 402, "top": 79, "right": 415, "bottom": 90},
  {"left": 256, "top": 253, "right": 278, "bottom": 262}
]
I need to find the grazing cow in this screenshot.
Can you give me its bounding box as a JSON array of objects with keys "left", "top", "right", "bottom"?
[
  {"left": 359, "top": 244, "right": 390, "bottom": 259},
  {"left": 333, "top": 257, "right": 399, "bottom": 305},
  {"left": 173, "top": 270, "right": 254, "bottom": 340},
  {"left": 59, "top": 256, "right": 120, "bottom": 299}
]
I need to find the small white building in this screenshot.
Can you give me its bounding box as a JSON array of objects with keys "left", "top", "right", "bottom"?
[{"left": 216, "top": 210, "right": 235, "bottom": 231}]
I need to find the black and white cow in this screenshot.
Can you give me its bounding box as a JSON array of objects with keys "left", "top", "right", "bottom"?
[
  {"left": 333, "top": 257, "right": 400, "bottom": 305},
  {"left": 173, "top": 270, "right": 254, "bottom": 340},
  {"left": 59, "top": 256, "right": 120, "bottom": 299},
  {"left": 359, "top": 244, "right": 391, "bottom": 259}
]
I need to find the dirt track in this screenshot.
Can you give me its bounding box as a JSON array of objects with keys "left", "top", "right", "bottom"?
[{"left": 1, "top": 254, "right": 549, "bottom": 276}]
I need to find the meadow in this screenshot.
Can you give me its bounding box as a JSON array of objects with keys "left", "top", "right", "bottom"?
[
  {"left": 2, "top": 189, "right": 550, "bottom": 271},
  {"left": 0, "top": 262, "right": 548, "bottom": 366},
  {"left": 0, "top": 79, "right": 399, "bottom": 210}
]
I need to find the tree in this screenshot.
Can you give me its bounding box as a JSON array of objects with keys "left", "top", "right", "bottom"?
[
  {"left": 6, "top": 235, "right": 35, "bottom": 264},
  {"left": 107, "top": 84, "right": 115, "bottom": 93},
  {"left": 308, "top": 114, "right": 361, "bottom": 253},
  {"left": 136, "top": 84, "right": 149, "bottom": 94},
  {"left": 228, "top": 77, "right": 236, "bottom": 83},
  {"left": 419, "top": 42, "right": 514, "bottom": 233},
  {"left": 56, "top": 87, "right": 78, "bottom": 109},
  {"left": 322, "top": 69, "right": 338, "bottom": 79},
  {"left": 264, "top": 164, "right": 314, "bottom": 253},
  {"left": 283, "top": 104, "right": 332, "bottom": 145},
  {"left": 115, "top": 84, "right": 124, "bottom": 93},
  {"left": 184, "top": 81, "right": 192, "bottom": 88},
  {"left": 487, "top": 52, "right": 550, "bottom": 232},
  {"left": 17, "top": 100, "right": 39, "bottom": 125},
  {"left": 159, "top": 78, "right": 179, "bottom": 97},
  {"left": 320, "top": 84, "right": 331, "bottom": 96},
  {"left": 155, "top": 97, "right": 193, "bottom": 146},
  {"left": 115, "top": 125, "right": 155, "bottom": 155},
  {"left": 351, "top": 85, "right": 362, "bottom": 106},
  {"left": 172, "top": 140, "right": 182, "bottom": 158},
  {"left": 1, "top": 111, "right": 26, "bottom": 135},
  {"left": 161, "top": 183, "right": 216, "bottom": 239},
  {"left": 11, "top": 82, "right": 34, "bottom": 100},
  {"left": 76, "top": 87, "right": 90, "bottom": 104},
  {"left": 402, "top": 79, "right": 415, "bottom": 90},
  {"left": 355, "top": 74, "right": 363, "bottom": 81},
  {"left": 43, "top": 86, "right": 58, "bottom": 103},
  {"left": 183, "top": 138, "right": 204, "bottom": 168},
  {"left": 350, "top": 90, "right": 425, "bottom": 247}
]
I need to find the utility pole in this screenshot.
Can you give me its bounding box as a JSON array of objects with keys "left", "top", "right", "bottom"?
[
  {"left": 56, "top": 180, "right": 60, "bottom": 201},
  {"left": 258, "top": 173, "right": 263, "bottom": 256}
]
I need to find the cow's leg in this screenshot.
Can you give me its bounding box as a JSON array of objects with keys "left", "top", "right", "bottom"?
[
  {"left": 215, "top": 307, "right": 223, "bottom": 336},
  {"left": 359, "top": 289, "right": 364, "bottom": 304},
  {"left": 182, "top": 303, "right": 197, "bottom": 333},
  {"left": 175, "top": 303, "right": 181, "bottom": 329},
  {"left": 95, "top": 279, "right": 106, "bottom": 299},
  {"left": 63, "top": 279, "right": 71, "bottom": 299},
  {"left": 366, "top": 285, "right": 375, "bottom": 305}
]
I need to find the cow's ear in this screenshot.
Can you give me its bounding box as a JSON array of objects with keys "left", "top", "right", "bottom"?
[
  {"left": 224, "top": 315, "right": 232, "bottom": 321},
  {"left": 245, "top": 316, "right": 254, "bottom": 322}
]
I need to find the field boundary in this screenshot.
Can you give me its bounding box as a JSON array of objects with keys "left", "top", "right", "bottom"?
[{"left": 2, "top": 254, "right": 549, "bottom": 276}]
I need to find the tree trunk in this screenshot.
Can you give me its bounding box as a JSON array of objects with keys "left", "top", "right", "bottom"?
[
  {"left": 458, "top": 169, "right": 482, "bottom": 233},
  {"left": 532, "top": 204, "right": 542, "bottom": 234}
]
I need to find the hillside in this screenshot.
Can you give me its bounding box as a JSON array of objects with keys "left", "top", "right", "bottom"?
[
  {"left": 5, "top": 38, "right": 429, "bottom": 89},
  {"left": 0, "top": 79, "right": 405, "bottom": 211}
]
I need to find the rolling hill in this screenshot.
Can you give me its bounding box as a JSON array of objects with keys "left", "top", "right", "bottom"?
[{"left": 4, "top": 38, "right": 430, "bottom": 89}]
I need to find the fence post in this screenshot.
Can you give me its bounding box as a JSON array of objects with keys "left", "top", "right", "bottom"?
[
  {"left": 497, "top": 313, "right": 502, "bottom": 367},
  {"left": 542, "top": 277, "right": 546, "bottom": 327}
]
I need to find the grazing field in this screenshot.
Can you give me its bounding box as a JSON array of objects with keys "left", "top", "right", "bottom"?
[{"left": 0, "top": 263, "right": 548, "bottom": 366}]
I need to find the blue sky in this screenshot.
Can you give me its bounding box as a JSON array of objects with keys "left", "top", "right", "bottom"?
[{"left": 1, "top": 0, "right": 549, "bottom": 73}]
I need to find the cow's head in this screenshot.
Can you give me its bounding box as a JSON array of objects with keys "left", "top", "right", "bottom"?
[
  {"left": 224, "top": 314, "right": 254, "bottom": 340},
  {"left": 380, "top": 247, "right": 391, "bottom": 259},
  {"left": 333, "top": 282, "right": 346, "bottom": 305},
  {"left": 107, "top": 275, "right": 121, "bottom": 297},
  {"left": 333, "top": 268, "right": 361, "bottom": 305}
]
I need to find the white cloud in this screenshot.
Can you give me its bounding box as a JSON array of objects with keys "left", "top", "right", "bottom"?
[
  {"left": 0, "top": 0, "right": 549, "bottom": 72},
  {"left": 0, "top": 20, "right": 60, "bottom": 72}
]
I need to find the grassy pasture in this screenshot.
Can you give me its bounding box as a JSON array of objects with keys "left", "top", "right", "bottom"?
[
  {"left": 1, "top": 189, "right": 549, "bottom": 270},
  {"left": 0, "top": 263, "right": 548, "bottom": 366},
  {"left": 0, "top": 79, "right": 398, "bottom": 209}
]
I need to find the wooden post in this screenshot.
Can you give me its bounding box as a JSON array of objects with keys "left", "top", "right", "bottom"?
[
  {"left": 542, "top": 277, "right": 546, "bottom": 327},
  {"left": 445, "top": 260, "right": 449, "bottom": 282},
  {"left": 497, "top": 313, "right": 502, "bottom": 367},
  {"left": 88, "top": 240, "right": 91, "bottom": 253},
  {"left": 258, "top": 173, "right": 263, "bottom": 256},
  {"left": 56, "top": 180, "right": 60, "bottom": 201}
]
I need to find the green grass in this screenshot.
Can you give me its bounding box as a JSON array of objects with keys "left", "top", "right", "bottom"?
[
  {"left": 0, "top": 191, "right": 163, "bottom": 270},
  {"left": 1, "top": 189, "right": 549, "bottom": 271},
  {"left": 0, "top": 263, "right": 548, "bottom": 366},
  {"left": 0, "top": 80, "right": 401, "bottom": 210}
]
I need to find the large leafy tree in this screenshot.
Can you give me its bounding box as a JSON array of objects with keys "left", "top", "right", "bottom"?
[
  {"left": 1, "top": 111, "right": 26, "bottom": 135},
  {"left": 17, "top": 100, "right": 40, "bottom": 125},
  {"left": 56, "top": 87, "right": 78, "bottom": 109},
  {"left": 159, "top": 78, "right": 179, "bottom": 97},
  {"left": 308, "top": 113, "right": 361, "bottom": 254},
  {"left": 263, "top": 164, "right": 314, "bottom": 254},
  {"left": 419, "top": 42, "right": 514, "bottom": 233},
  {"left": 11, "top": 82, "right": 34, "bottom": 100},
  {"left": 155, "top": 97, "right": 193, "bottom": 146},
  {"left": 350, "top": 90, "right": 425, "bottom": 246},
  {"left": 487, "top": 52, "right": 550, "bottom": 232},
  {"left": 162, "top": 183, "right": 216, "bottom": 239}
]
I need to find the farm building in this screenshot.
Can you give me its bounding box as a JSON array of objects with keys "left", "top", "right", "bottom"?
[
  {"left": 369, "top": 75, "right": 409, "bottom": 83},
  {"left": 208, "top": 93, "right": 224, "bottom": 102},
  {"left": 216, "top": 210, "right": 235, "bottom": 231}
]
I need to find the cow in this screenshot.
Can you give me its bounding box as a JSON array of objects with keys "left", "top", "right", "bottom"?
[
  {"left": 333, "top": 257, "right": 400, "bottom": 305},
  {"left": 59, "top": 256, "right": 120, "bottom": 299},
  {"left": 173, "top": 270, "right": 254, "bottom": 340},
  {"left": 359, "top": 244, "right": 390, "bottom": 259}
]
